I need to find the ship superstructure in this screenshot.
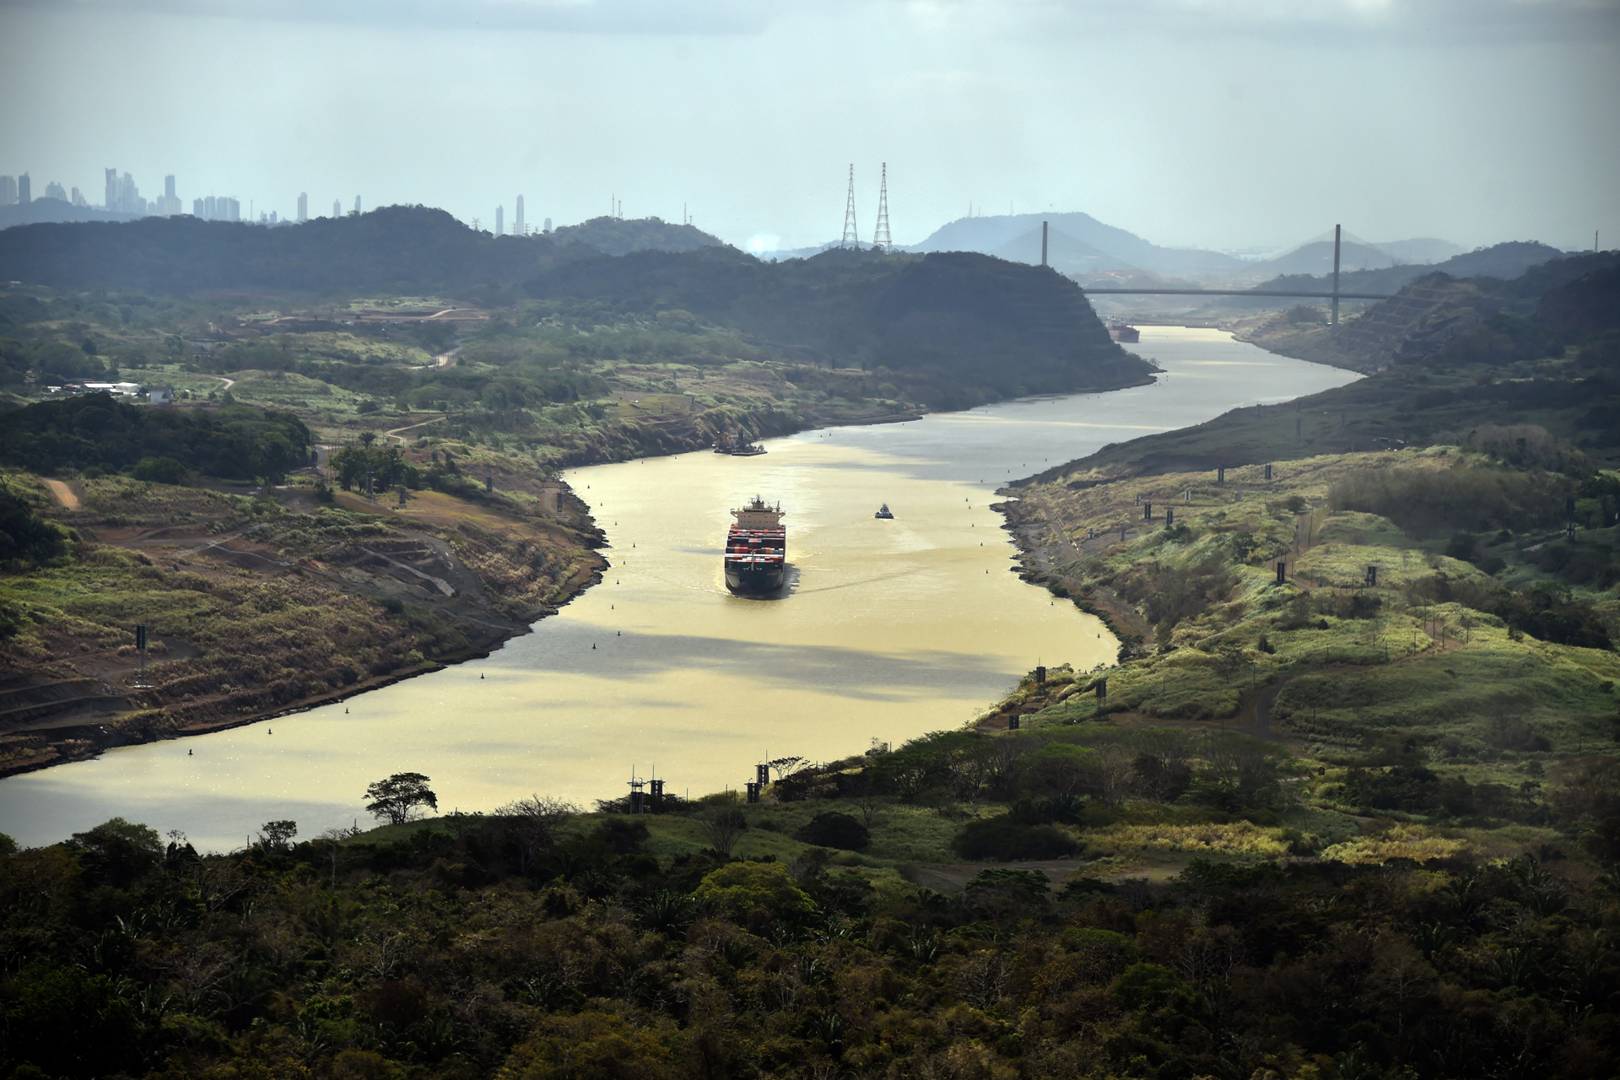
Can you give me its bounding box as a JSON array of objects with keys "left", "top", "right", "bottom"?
[{"left": 724, "top": 496, "right": 786, "bottom": 594}]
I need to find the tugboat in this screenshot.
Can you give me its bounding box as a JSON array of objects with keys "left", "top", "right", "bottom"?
[
  {"left": 874, "top": 503, "right": 895, "bottom": 519},
  {"left": 1107, "top": 321, "right": 1141, "bottom": 344},
  {"left": 713, "top": 434, "right": 767, "bottom": 456},
  {"left": 724, "top": 496, "right": 786, "bottom": 594}
]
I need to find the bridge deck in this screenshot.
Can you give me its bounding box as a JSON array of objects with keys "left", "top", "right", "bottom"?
[{"left": 1081, "top": 287, "right": 1394, "bottom": 300}]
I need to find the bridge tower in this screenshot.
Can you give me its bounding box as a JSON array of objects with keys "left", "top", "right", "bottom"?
[
  {"left": 1331, "top": 223, "right": 1342, "bottom": 327},
  {"left": 872, "top": 163, "right": 892, "bottom": 251},
  {"left": 840, "top": 164, "right": 860, "bottom": 250}
]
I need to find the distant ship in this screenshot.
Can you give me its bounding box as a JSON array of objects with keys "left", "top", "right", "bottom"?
[
  {"left": 724, "top": 496, "right": 786, "bottom": 594},
  {"left": 713, "top": 434, "right": 767, "bottom": 456},
  {"left": 874, "top": 503, "right": 894, "bottom": 519},
  {"left": 1108, "top": 322, "right": 1141, "bottom": 344}
]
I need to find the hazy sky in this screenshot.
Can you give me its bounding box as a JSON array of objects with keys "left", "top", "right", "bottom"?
[{"left": 3, "top": 0, "right": 1618, "bottom": 253}]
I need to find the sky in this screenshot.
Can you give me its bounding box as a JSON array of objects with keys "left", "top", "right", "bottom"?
[{"left": 2, "top": 0, "right": 1618, "bottom": 253}]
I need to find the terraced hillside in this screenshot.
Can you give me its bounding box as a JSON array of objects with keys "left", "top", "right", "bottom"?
[{"left": 0, "top": 468, "right": 604, "bottom": 776}]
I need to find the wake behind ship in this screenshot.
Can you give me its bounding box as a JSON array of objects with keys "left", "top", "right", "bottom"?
[{"left": 725, "top": 496, "right": 786, "bottom": 595}]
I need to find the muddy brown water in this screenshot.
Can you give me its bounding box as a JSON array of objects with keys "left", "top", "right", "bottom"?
[{"left": 0, "top": 329, "right": 1356, "bottom": 850}]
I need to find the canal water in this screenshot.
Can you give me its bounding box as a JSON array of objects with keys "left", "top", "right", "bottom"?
[{"left": 0, "top": 328, "right": 1357, "bottom": 850}]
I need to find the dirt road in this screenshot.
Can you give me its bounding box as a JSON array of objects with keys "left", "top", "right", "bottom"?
[
  {"left": 384, "top": 415, "right": 447, "bottom": 444},
  {"left": 43, "top": 479, "right": 80, "bottom": 510}
]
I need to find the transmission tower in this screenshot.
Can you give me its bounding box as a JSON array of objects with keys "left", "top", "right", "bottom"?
[
  {"left": 872, "top": 162, "right": 892, "bottom": 251},
  {"left": 840, "top": 164, "right": 860, "bottom": 250}
]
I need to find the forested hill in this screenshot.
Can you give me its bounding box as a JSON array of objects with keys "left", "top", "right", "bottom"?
[
  {"left": 1251, "top": 240, "right": 1565, "bottom": 298},
  {"left": 0, "top": 207, "right": 1153, "bottom": 405},
  {"left": 528, "top": 246, "right": 1154, "bottom": 405},
  {"left": 0, "top": 206, "right": 722, "bottom": 293}
]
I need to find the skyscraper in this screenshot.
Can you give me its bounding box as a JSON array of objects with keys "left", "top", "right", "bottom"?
[
  {"left": 115, "top": 172, "right": 143, "bottom": 215},
  {"left": 104, "top": 167, "right": 117, "bottom": 211},
  {"left": 193, "top": 197, "right": 205, "bottom": 218},
  {"left": 155, "top": 174, "right": 181, "bottom": 215},
  {"left": 352, "top": 195, "right": 361, "bottom": 215},
  {"left": 543, "top": 217, "right": 552, "bottom": 234},
  {"left": 0, "top": 176, "right": 17, "bottom": 206},
  {"left": 495, "top": 205, "right": 504, "bottom": 236},
  {"left": 514, "top": 194, "right": 525, "bottom": 236},
  {"left": 333, "top": 198, "right": 341, "bottom": 219},
  {"left": 71, "top": 187, "right": 87, "bottom": 207},
  {"left": 45, "top": 181, "right": 66, "bottom": 201},
  {"left": 17, "top": 174, "right": 30, "bottom": 205},
  {"left": 297, "top": 192, "right": 308, "bottom": 223}
]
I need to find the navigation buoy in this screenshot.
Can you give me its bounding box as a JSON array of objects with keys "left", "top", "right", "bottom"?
[
  {"left": 268, "top": 728, "right": 272, "bottom": 735},
  {"left": 592, "top": 643, "right": 597, "bottom": 650},
  {"left": 187, "top": 748, "right": 192, "bottom": 756},
  {"left": 480, "top": 673, "right": 485, "bottom": 679}
]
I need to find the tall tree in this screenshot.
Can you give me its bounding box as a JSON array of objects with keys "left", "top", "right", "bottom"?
[{"left": 364, "top": 772, "right": 438, "bottom": 826}]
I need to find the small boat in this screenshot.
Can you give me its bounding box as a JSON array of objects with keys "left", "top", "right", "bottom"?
[
  {"left": 874, "top": 503, "right": 894, "bottom": 519},
  {"left": 713, "top": 435, "right": 767, "bottom": 456}
]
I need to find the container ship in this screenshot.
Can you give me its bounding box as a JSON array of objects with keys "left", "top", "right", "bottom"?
[
  {"left": 724, "top": 496, "right": 786, "bottom": 594},
  {"left": 1107, "top": 321, "right": 1141, "bottom": 343}
]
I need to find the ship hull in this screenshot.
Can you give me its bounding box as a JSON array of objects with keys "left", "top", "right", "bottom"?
[{"left": 725, "top": 562, "right": 785, "bottom": 595}]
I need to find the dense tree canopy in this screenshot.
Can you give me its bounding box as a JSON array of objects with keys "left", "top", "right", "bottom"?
[{"left": 0, "top": 395, "right": 310, "bottom": 481}]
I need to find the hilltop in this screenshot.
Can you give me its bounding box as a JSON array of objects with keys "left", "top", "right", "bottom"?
[
  {"left": 1241, "top": 249, "right": 1617, "bottom": 376},
  {"left": 548, "top": 214, "right": 720, "bottom": 255},
  {"left": 913, "top": 211, "right": 1244, "bottom": 277},
  {"left": 0, "top": 197, "right": 146, "bottom": 231},
  {"left": 0, "top": 209, "right": 1151, "bottom": 409},
  {"left": 909, "top": 211, "right": 1475, "bottom": 286},
  {"left": 0, "top": 205, "right": 724, "bottom": 294},
  {"left": 1246, "top": 240, "right": 1566, "bottom": 305},
  {"left": 525, "top": 246, "right": 1151, "bottom": 408}
]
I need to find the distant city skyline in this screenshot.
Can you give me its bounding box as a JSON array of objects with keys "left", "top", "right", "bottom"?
[
  {"left": 2, "top": 158, "right": 573, "bottom": 240},
  {"left": 0, "top": 156, "right": 1611, "bottom": 258}
]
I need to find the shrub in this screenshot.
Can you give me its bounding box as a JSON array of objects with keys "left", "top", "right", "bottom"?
[
  {"left": 793, "top": 811, "right": 870, "bottom": 851},
  {"left": 951, "top": 816, "right": 1082, "bottom": 861},
  {"left": 0, "top": 485, "right": 67, "bottom": 568},
  {"left": 1329, "top": 465, "right": 1564, "bottom": 536},
  {"left": 693, "top": 861, "right": 817, "bottom": 931},
  {"left": 132, "top": 456, "right": 188, "bottom": 484}
]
